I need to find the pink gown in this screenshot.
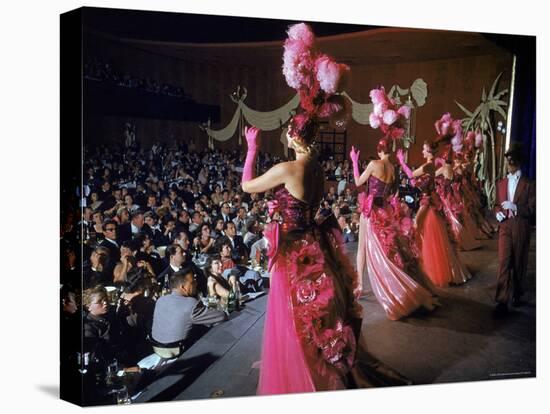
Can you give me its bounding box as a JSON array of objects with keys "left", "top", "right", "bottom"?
[
  {"left": 435, "top": 175, "right": 482, "bottom": 251},
  {"left": 414, "top": 173, "right": 472, "bottom": 288},
  {"left": 258, "top": 186, "right": 365, "bottom": 394},
  {"left": 356, "top": 176, "right": 435, "bottom": 320}
]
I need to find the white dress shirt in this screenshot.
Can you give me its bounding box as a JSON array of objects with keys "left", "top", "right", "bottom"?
[
  {"left": 496, "top": 170, "right": 521, "bottom": 221},
  {"left": 507, "top": 170, "right": 522, "bottom": 202}
]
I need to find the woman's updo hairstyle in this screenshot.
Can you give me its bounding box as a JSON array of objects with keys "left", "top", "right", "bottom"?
[
  {"left": 376, "top": 138, "right": 392, "bottom": 155},
  {"left": 288, "top": 112, "right": 319, "bottom": 156},
  {"left": 288, "top": 112, "right": 319, "bottom": 145},
  {"left": 423, "top": 139, "right": 438, "bottom": 155}
]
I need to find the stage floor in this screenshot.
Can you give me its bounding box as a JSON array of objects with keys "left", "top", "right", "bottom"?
[{"left": 135, "top": 230, "right": 536, "bottom": 402}]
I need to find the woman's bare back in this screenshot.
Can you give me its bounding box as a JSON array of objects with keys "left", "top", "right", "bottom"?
[
  {"left": 436, "top": 164, "right": 454, "bottom": 179},
  {"left": 371, "top": 159, "right": 395, "bottom": 184},
  {"left": 284, "top": 158, "right": 325, "bottom": 205}
]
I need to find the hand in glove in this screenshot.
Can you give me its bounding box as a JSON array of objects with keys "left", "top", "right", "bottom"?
[
  {"left": 501, "top": 200, "right": 517, "bottom": 212},
  {"left": 242, "top": 126, "right": 261, "bottom": 184},
  {"left": 244, "top": 126, "right": 260, "bottom": 152},
  {"left": 396, "top": 149, "right": 414, "bottom": 179},
  {"left": 349, "top": 146, "right": 361, "bottom": 179}
]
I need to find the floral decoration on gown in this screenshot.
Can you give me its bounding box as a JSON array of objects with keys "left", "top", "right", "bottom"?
[
  {"left": 356, "top": 176, "right": 435, "bottom": 320},
  {"left": 258, "top": 185, "right": 363, "bottom": 394},
  {"left": 435, "top": 175, "right": 482, "bottom": 251}
]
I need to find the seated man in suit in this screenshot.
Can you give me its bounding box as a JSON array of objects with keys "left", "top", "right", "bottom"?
[
  {"left": 216, "top": 202, "right": 234, "bottom": 225},
  {"left": 143, "top": 212, "right": 164, "bottom": 247},
  {"left": 157, "top": 244, "right": 186, "bottom": 289},
  {"left": 174, "top": 209, "right": 191, "bottom": 236},
  {"left": 221, "top": 221, "right": 248, "bottom": 264},
  {"left": 99, "top": 219, "right": 120, "bottom": 278},
  {"left": 151, "top": 268, "right": 227, "bottom": 358},
  {"left": 117, "top": 210, "right": 152, "bottom": 245},
  {"left": 232, "top": 207, "right": 248, "bottom": 236},
  {"left": 338, "top": 216, "right": 356, "bottom": 243}
]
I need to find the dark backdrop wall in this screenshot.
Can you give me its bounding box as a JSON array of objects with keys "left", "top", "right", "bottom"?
[{"left": 83, "top": 29, "right": 512, "bottom": 166}]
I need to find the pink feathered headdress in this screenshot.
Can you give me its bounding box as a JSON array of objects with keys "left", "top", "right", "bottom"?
[
  {"left": 283, "top": 23, "right": 351, "bottom": 135},
  {"left": 433, "top": 113, "right": 464, "bottom": 153},
  {"left": 368, "top": 86, "right": 410, "bottom": 141}
]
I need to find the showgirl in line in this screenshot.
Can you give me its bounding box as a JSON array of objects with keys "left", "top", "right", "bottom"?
[
  {"left": 351, "top": 137, "right": 437, "bottom": 320},
  {"left": 435, "top": 145, "right": 482, "bottom": 251},
  {"left": 242, "top": 23, "right": 407, "bottom": 396},
  {"left": 397, "top": 142, "right": 472, "bottom": 288},
  {"left": 453, "top": 134, "right": 495, "bottom": 239}
]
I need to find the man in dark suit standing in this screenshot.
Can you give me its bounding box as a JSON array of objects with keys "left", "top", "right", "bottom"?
[{"left": 493, "top": 144, "right": 535, "bottom": 317}]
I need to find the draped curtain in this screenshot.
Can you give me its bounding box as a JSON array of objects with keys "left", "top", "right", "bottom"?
[{"left": 202, "top": 79, "right": 428, "bottom": 143}]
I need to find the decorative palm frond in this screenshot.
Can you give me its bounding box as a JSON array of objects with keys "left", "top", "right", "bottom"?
[{"left": 454, "top": 72, "right": 509, "bottom": 208}]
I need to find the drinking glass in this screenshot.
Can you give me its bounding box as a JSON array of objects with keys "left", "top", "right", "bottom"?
[
  {"left": 116, "top": 386, "right": 131, "bottom": 405},
  {"left": 105, "top": 360, "right": 118, "bottom": 386}
]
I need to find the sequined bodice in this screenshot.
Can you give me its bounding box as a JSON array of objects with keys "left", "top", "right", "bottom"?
[
  {"left": 367, "top": 175, "right": 393, "bottom": 207},
  {"left": 415, "top": 173, "right": 435, "bottom": 194},
  {"left": 273, "top": 186, "right": 318, "bottom": 233}
]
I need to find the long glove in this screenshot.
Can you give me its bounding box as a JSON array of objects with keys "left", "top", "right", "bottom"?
[
  {"left": 242, "top": 126, "right": 260, "bottom": 185},
  {"left": 349, "top": 146, "right": 361, "bottom": 181},
  {"left": 396, "top": 148, "right": 414, "bottom": 179}
]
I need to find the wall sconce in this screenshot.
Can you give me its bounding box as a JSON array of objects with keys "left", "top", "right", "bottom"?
[{"left": 496, "top": 120, "right": 506, "bottom": 134}]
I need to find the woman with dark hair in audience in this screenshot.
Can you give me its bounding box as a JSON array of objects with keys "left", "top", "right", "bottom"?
[
  {"left": 135, "top": 232, "right": 164, "bottom": 276},
  {"left": 193, "top": 223, "right": 215, "bottom": 254},
  {"left": 206, "top": 255, "right": 239, "bottom": 302},
  {"left": 212, "top": 218, "right": 225, "bottom": 239},
  {"left": 83, "top": 246, "right": 111, "bottom": 289},
  {"left": 211, "top": 184, "right": 224, "bottom": 206},
  {"left": 89, "top": 192, "right": 103, "bottom": 211},
  {"left": 117, "top": 268, "right": 156, "bottom": 363},
  {"left": 91, "top": 210, "right": 104, "bottom": 239},
  {"left": 113, "top": 240, "right": 137, "bottom": 284}
]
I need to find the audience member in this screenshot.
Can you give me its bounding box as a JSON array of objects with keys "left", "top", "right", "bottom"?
[{"left": 151, "top": 268, "right": 226, "bottom": 357}]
